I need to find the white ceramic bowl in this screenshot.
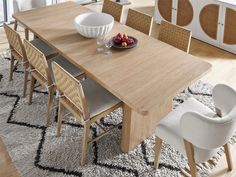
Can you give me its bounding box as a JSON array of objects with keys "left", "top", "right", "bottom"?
[{"left": 74, "top": 12, "right": 114, "bottom": 38}]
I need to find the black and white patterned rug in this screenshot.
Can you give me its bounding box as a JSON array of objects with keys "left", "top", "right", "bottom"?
[{"left": 0, "top": 50, "right": 233, "bottom": 177}]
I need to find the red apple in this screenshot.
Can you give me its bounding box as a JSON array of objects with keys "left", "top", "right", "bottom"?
[
  {"left": 122, "top": 37, "right": 127, "bottom": 42},
  {"left": 113, "top": 36, "right": 122, "bottom": 44},
  {"left": 117, "top": 33, "right": 122, "bottom": 38},
  {"left": 126, "top": 38, "right": 134, "bottom": 45}
]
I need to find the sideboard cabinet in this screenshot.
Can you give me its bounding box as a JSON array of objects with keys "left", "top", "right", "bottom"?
[{"left": 154, "top": 0, "right": 236, "bottom": 54}]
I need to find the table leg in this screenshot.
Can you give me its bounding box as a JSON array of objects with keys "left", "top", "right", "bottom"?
[{"left": 120, "top": 101, "right": 172, "bottom": 153}]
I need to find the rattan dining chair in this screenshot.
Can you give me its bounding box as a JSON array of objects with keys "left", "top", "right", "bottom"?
[
  {"left": 51, "top": 62, "right": 123, "bottom": 166},
  {"left": 23, "top": 40, "right": 85, "bottom": 126},
  {"left": 126, "top": 8, "right": 153, "bottom": 36},
  {"left": 3, "top": 23, "right": 56, "bottom": 98},
  {"left": 102, "top": 0, "right": 124, "bottom": 22},
  {"left": 158, "top": 20, "right": 192, "bottom": 53}
]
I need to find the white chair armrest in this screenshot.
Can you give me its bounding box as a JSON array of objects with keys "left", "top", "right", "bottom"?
[
  {"left": 180, "top": 111, "right": 236, "bottom": 150},
  {"left": 212, "top": 84, "right": 236, "bottom": 117}
]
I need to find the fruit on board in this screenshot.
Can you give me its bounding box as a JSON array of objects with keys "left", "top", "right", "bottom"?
[{"left": 113, "top": 33, "right": 134, "bottom": 47}]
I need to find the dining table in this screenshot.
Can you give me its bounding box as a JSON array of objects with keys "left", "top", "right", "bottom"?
[{"left": 13, "top": 1, "right": 212, "bottom": 153}]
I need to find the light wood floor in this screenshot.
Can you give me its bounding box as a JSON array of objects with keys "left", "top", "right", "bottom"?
[
  {"left": 0, "top": 138, "right": 20, "bottom": 177},
  {"left": 0, "top": 0, "right": 236, "bottom": 177}
]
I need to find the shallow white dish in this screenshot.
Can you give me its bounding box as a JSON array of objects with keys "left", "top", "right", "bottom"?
[{"left": 74, "top": 12, "right": 114, "bottom": 38}]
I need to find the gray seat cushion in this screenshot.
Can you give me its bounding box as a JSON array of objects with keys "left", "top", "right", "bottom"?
[
  {"left": 48, "top": 55, "right": 84, "bottom": 82},
  {"left": 30, "top": 38, "right": 55, "bottom": 57},
  {"left": 81, "top": 78, "right": 121, "bottom": 118}
]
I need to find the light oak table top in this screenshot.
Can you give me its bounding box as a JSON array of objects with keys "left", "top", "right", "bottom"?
[{"left": 13, "top": 1, "right": 211, "bottom": 117}]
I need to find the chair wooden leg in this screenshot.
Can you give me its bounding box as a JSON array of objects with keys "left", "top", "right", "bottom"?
[
  {"left": 184, "top": 139, "right": 197, "bottom": 177},
  {"left": 28, "top": 75, "right": 35, "bottom": 105},
  {"left": 224, "top": 143, "right": 233, "bottom": 171},
  {"left": 25, "top": 28, "right": 29, "bottom": 40},
  {"left": 47, "top": 86, "right": 54, "bottom": 127},
  {"left": 56, "top": 101, "right": 64, "bottom": 137},
  {"left": 14, "top": 21, "right": 17, "bottom": 31},
  {"left": 75, "top": 73, "right": 86, "bottom": 81},
  {"left": 80, "top": 121, "right": 90, "bottom": 166},
  {"left": 33, "top": 33, "right": 39, "bottom": 39},
  {"left": 9, "top": 56, "right": 14, "bottom": 81},
  {"left": 154, "top": 137, "right": 162, "bottom": 170},
  {"left": 22, "top": 65, "right": 28, "bottom": 98}
]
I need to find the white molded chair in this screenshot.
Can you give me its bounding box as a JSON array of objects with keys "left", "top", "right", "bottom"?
[
  {"left": 13, "top": 0, "right": 51, "bottom": 39},
  {"left": 154, "top": 84, "right": 236, "bottom": 177},
  {"left": 13, "top": 0, "right": 49, "bottom": 13}
]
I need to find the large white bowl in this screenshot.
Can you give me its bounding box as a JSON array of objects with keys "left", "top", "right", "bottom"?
[{"left": 74, "top": 12, "right": 114, "bottom": 38}]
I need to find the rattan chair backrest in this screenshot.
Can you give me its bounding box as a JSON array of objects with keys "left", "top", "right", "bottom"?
[
  {"left": 51, "top": 62, "right": 89, "bottom": 120},
  {"left": 3, "top": 23, "right": 26, "bottom": 62},
  {"left": 102, "top": 0, "right": 123, "bottom": 22},
  {"left": 158, "top": 20, "right": 192, "bottom": 53},
  {"left": 126, "top": 8, "right": 153, "bottom": 36}
]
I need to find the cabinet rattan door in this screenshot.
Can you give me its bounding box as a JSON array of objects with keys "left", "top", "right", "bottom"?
[
  {"left": 199, "top": 4, "right": 220, "bottom": 40},
  {"left": 223, "top": 7, "right": 236, "bottom": 45},
  {"left": 177, "top": 0, "right": 194, "bottom": 26},
  {"left": 158, "top": 0, "right": 173, "bottom": 22}
]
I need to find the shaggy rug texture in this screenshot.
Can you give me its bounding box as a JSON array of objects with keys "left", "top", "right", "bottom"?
[{"left": 0, "top": 50, "right": 234, "bottom": 177}]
